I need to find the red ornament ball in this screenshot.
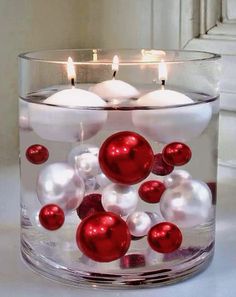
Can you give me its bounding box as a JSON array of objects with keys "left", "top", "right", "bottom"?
[
  {"left": 99, "top": 131, "right": 154, "bottom": 185},
  {"left": 139, "top": 180, "right": 166, "bottom": 203},
  {"left": 26, "top": 144, "right": 49, "bottom": 164},
  {"left": 39, "top": 204, "right": 65, "bottom": 231},
  {"left": 76, "top": 212, "right": 131, "bottom": 262},
  {"left": 120, "top": 254, "right": 145, "bottom": 269},
  {"left": 148, "top": 222, "right": 182, "bottom": 253},
  {"left": 162, "top": 142, "right": 191, "bottom": 166},
  {"left": 77, "top": 193, "right": 104, "bottom": 220},
  {"left": 152, "top": 153, "right": 174, "bottom": 176}
]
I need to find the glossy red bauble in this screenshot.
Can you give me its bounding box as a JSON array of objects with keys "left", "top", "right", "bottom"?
[
  {"left": 76, "top": 193, "right": 104, "bottom": 220},
  {"left": 139, "top": 180, "right": 166, "bottom": 203},
  {"left": 148, "top": 222, "right": 182, "bottom": 253},
  {"left": 152, "top": 153, "right": 174, "bottom": 176},
  {"left": 120, "top": 254, "right": 145, "bottom": 269},
  {"left": 162, "top": 142, "right": 191, "bottom": 166},
  {"left": 26, "top": 144, "right": 49, "bottom": 164},
  {"left": 76, "top": 212, "right": 131, "bottom": 262},
  {"left": 39, "top": 204, "right": 65, "bottom": 231},
  {"left": 99, "top": 131, "right": 154, "bottom": 185}
]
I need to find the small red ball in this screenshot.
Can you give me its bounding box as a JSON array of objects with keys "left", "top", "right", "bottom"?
[
  {"left": 76, "top": 212, "right": 131, "bottom": 262},
  {"left": 99, "top": 131, "right": 154, "bottom": 185},
  {"left": 26, "top": 144, "right": 49, "bottom": 164},
  {"left": 139, "top": 180, "right": 166, "bottom": 203},
  {"left": 120, "top": 254, "right": 145, "bottom": 269},
  {"left": 77, "top": 193, "right": 104, "bottom": 220},
  {"left": 152, "top": 153, "right": 174, "bottom": 176},
  {"left": 162, "top": 142, "right": 191, "bottom": 166},
  {"left": 39, "top": 204, "right": 65, "bottom": 231},
  {"left": 148, "top": 222, "right": 182, "bottom": 253}
]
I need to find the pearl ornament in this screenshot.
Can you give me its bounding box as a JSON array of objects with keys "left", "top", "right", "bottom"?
[
  {"left": 37, "top": 163, "right": 85, "bottom": 212},
  {"left": 164, "top": 170, "right": 192, "bottom": 188},
  {"left": 102, "top": 184, "right": 138, "bottom": 217},
  {"left": 160, "top": 179, "right": 212, "bottom": 228},
  {"left": 126, "top": 211, "right": 152, "bottom": 237}
]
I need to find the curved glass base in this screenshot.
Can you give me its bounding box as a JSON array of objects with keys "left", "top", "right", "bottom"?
[{"left": 21, "top": 237, "right": 214, "bottom": 289}]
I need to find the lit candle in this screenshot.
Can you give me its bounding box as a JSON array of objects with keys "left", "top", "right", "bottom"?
[
  {"left": 29, "top": 57, "right": 107, "bottom": 142},
  {"left": 90, "top": 55, "right": 140, "bottom": 102},
  {"left": 132, "top": 60, "right": 212, "bottom": 143}
]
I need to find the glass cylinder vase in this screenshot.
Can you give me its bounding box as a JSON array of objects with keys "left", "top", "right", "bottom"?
[{"left": 19, "top": 49, "right": 220, "bottom": 288}]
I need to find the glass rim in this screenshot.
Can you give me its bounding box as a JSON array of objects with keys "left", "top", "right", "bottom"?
[
  {"left": 20, "top": 95, "right": 218, "bottom": 111},
  {"left": 18, "top": 49, "right": 221, "bottom": 65}
]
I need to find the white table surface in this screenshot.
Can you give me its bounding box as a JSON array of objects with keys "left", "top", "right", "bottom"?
[{"left": 0, "top": 164, "right": 235, "bottom": 297}]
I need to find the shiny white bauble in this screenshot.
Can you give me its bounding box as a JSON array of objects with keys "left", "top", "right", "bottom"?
[
  {"left": 164, "top": 170, "right": 192, "bottom": 189},
  {"left": 68, "top": 145, "right": 100, "bottom": 178},
  {"left": 101, "top": 184, "right": 138, "bottom": 217},
  {"left": 96, "top": 173, "right": 111, "bottom": 188},
  {"left": 37, "top": 163, "right": 85, "bottom": 212},
  {"left": 160, "top": 179, "right": 212, "bottom": 228},
  {"left": 127, "top": 211, "right": 152, "bottom": 237},
  {"left": 29, "top": 88, "right": 107, "bottom": 142},
  {"left": 90, "top": 80, "right": 140, "bottom": 102},
  {"left": 132, "top": 89, "right": 212, "bottom": 143}
]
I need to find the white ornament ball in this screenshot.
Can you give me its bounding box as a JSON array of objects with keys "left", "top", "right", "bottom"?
[
  {"left": 127, "top": 211, "right": 152, "bottom": 237},
  {"left": 29, "top": 88, "right": 107, "bottom": 142},
  {"left": 160, "top": 179, "right": 212, "bottom": 228},
  {"left": 96, "top": 173, "right": 111, "bottom": 188},
  {"left": 90, "top": 80, "right": 140, "bottom": 102},
  {"left": 68, "top": 145, "right": 100, "bottom": 178},
  {"left": 132, "top": 89, "right": 212, "bottom": 143},
  {"left": 164, "top": 170, "right": 192, "bottom": 189},
  {"left": 102, "top": 184, "right": 138, "bottom": 217},
  {"left": 37, "top": 163, "right": 85, "bottom": 212}
]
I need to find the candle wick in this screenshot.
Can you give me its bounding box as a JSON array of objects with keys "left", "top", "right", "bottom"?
[
  {"left": 70, "top": 78, "right": 75, "bottom": 87},
  {"left": 112, "top": 71, "right": 117, "bottom": 79},
  {"left": 161, "top": 79, "right": 165, "bottom": 86}
]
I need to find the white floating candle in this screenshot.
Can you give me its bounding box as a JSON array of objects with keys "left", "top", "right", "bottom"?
[
  {"left": 90, "top": 55, "right": 140, "bottom": 102},
  {"left": 132, "top": 60, "right": 212, "bottom": 143},
  {"left": 29, "top": 57, "right": 107, "bottom": 142}
]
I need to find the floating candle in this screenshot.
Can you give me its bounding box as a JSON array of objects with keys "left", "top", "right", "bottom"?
[
  {"left": 29, "top": 57, "right": 107, "bottom": 142},
  {"left": 90, "top": 55, "right": 140, "bottom": 102},
  {"left": 132, "top": 60, "right": 212, "bottom": 143}
]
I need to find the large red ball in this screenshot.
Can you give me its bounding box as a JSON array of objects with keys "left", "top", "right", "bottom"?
[
  {"left": 26, "top": 144, "right": 49, "bottom": 164},
  {"left": 152, "top": 153, "right": 174, "bottom": 176},
  {"left": 77, "top": 193, "right": 104, "bottom": 220},
  {"left": 148, "top": 222, "right": 182, "bottom": 253},
  {"left": 162, "top": 142, "right": 191, "bottom": 166},
  {"left": 39, "top": 204, "right": 65, "bottom": 231},
  {"left": 139, "top": 180, "right": 166, "bottom": 203},
  {"left": 76, "top": 212, "right": 131, "bottom": 262},
  {"left": 99, "top": 131, "right": 154, "bottom": 185}
]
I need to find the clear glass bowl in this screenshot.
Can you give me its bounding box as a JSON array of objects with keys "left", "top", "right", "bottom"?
[{"left": 19, "top": 49, "right": 220, "bottom": 288}]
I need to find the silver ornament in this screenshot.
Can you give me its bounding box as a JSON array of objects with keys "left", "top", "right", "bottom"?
[
  {"left": 160, "top": 179, "right": 212, "bottom": 228},
  {"left": 164, "top": 170, "right": 192, "bottom": 189},
  {"left": 102, "top": 184, "right": 138, "bottom": 217},
  {"left": 127, "top": 211, "right": 152, "bottom": 237},
  {"left": 68, "top": 145, "right": 100, "bottom": 178},
  {"left": 37, "top": 163, "right": 85, "bottom": 212}
]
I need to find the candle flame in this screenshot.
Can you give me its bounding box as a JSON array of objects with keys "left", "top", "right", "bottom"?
[
  {"left": 93, "top": 49, "right": 98, "bottom": 62},
  {"left": 159, "top": 60, "right": 167, "bottom": 82},
  {"left": 112, "top": 55, "right": 119, "bottom": 72},
  {"left": 67, "top": 57, "right": 76, "bottom": 81}
]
